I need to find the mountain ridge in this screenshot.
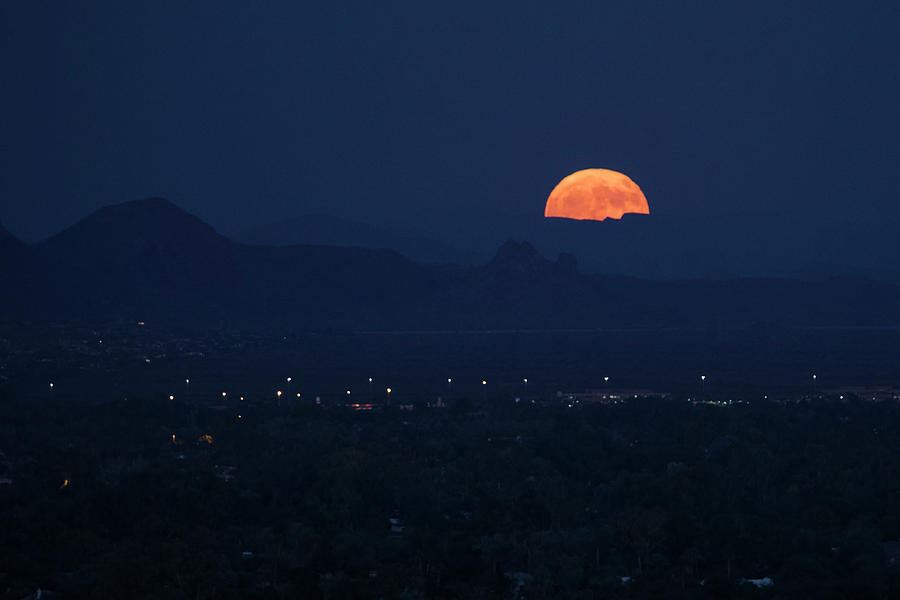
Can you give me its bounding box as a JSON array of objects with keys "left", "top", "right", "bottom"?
[{"left": 1, "top": 198, "right": 898, "bottom": 331}]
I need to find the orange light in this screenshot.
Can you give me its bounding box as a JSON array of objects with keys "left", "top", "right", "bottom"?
[{"left": 545, "top": 169, "right": 649, "bottom": 221}]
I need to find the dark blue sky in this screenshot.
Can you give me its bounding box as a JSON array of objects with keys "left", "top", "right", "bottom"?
[{"left": 2, "top": 1, "right": 898, "bottom": 243}]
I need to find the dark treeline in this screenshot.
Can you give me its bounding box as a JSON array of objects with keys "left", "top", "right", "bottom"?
[{"left": 3, "top": 389, "right": 900, "bottom": 599}]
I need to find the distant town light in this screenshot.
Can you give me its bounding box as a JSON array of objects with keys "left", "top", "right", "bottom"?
[
  {"left": 240, "top": 396, "right": 244, "bottom": 401},
  {"left": 346, "top": 390, "right": 351, "bottom": 396},
  {"left": 169, "top": 395, "right": 174, "bottom": 401},
  {"left": 276, "top": 390, "right": 282, "bottom": 397},
  {"left": 221, "top": 392, "right": 227, "bottom": 397},
  {"left": 237, "top": 414, "right": 242, "bottom": 419},
  {"left": 296, "top": 393, "right": 301, "bottom": 398},
  {"left": 386, "top": 387, "right": 392, "bottom": 394},
  {"left": 482, "top": 380, "right": 487, "bottom": 386}
]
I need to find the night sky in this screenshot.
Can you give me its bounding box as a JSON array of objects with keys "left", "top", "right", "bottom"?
[{"left": 2, "top": 1, "right": 898, "bottom": 249}]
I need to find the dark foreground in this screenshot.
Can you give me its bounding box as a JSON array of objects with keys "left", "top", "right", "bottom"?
[{"left": 3, "top": 387, "right": 900, "bottom": 599}]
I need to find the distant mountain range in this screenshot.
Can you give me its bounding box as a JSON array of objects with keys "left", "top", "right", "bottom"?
[
  {"left": 234, "top": 214, "right": 476, "bottom": 265},
  {"left": 234, "top": 210, "right": 900, "bottom": 283},
  {"left": 1, "top": 198, "right": 898, "bottom": 330}
]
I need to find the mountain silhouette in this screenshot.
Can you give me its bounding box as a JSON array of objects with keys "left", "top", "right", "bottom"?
[
  {"left": 235, "top": 213, "right": 475, "bottom": 265},
  {"left": 38, "top": 197, "right": 236, "bottom": 287},
  {"left": 1, "top": 198, "right": 898, "bottom": 330},
  {"left": 422, "top": 211, "right": 900, "bottom": 283}
]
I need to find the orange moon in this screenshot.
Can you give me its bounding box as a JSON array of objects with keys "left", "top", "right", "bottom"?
[{"left": 545, "top": 169, "right": 649, "bottom": 221}]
